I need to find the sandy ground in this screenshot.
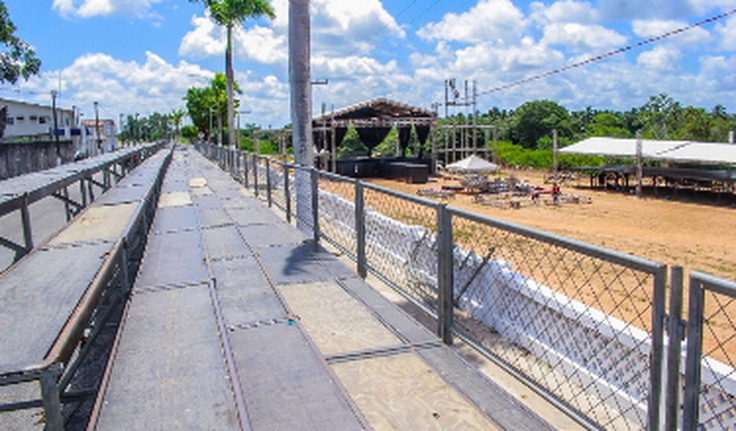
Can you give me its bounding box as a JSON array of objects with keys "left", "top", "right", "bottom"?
[
  {"left": 364, "top": 171, "right": 736, "bottom": 365},
  {"left": 366, "top": 170, "right": 736, "bottom": 282}
]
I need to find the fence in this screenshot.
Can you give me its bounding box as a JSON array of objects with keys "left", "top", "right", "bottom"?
[{"left": 196, "top": 142, "right": 736, "bottom": 430}]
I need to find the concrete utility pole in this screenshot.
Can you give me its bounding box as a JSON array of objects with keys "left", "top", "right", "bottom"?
[
  {"left": 51, "top": 90, "right": 60, "bottom": 164},
  {"left": 290, "top": 0, "right": 314, "bottom": 233},
  {"left": 636, "top": 130, "right": 643, "bottom": 198},
  {"left": 290, "top": 0, "right": 312, "bottom": 167},
  {"left": 94, "top": 101, "right": 102, "bottom": 153}
]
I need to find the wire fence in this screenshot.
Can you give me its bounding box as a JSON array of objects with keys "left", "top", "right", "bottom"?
[{"left": 196, "top": 143, "right": 736, "bottom": 430}]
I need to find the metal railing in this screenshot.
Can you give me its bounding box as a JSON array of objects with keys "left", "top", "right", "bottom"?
[
  {"left": 0, "top": 146, "right": 172, "bottom": 430},
  {"left": 196, "top": 142, "right": 736, "bottom": 430},
  {"left": 0, "top": 143, "right": 164, "bottom": 266}
]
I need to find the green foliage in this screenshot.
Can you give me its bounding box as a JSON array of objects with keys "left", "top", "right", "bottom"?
[
  {"left": 511, "top": 100, "right": 571, "bottom": 149},
  {"left": 183, "top": 72, "right": 240, "bottom": 141},
  {"left": 181, "top": 124, "right": 199, "bottom": 142},
  {"left": 586, "top": 113, "right": 633, "bottom": 138},
  {"left": 0, "top": 2, "right": 41, "bottom": 84},
  {"left": 336, "top": 125, "right": 368, "bottom": 158},
  {"left": 494, "top": 140, "right": 604, "bottom": 170}
]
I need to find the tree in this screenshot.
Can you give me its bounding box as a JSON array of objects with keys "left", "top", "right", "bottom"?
[
  {"left": 170, "top": 108, "right": 186, "bottom": 143},
  {"left": 510, "top": 100, "right": 571, "bottom": 149},
  {"left": 0, "top": 2, "right": 41, "bottom": 84},
  {"left": 637, "top": 93, "right": 682, "bottom": 139},
  {"left": 183, "top": 72, "right": 240, "bottom": 143},
  {"left": 192, "top": 0, "right": 275, "bottom": 148}
]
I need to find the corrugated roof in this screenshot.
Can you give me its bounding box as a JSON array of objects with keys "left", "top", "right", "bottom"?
[{"left": 560, "top": 137, "right": 736, "bottom": 165}]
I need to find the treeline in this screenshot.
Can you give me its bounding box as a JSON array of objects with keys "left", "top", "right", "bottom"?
[{"left": 442, "top": 93, "right": 735, "bottom": 169}]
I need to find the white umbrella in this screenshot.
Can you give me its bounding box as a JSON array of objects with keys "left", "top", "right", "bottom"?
[{"left": 446, "top": 155, "right": 499, "bottom": 174}]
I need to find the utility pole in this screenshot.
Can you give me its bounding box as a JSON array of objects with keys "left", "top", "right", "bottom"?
[
  {"left": 94, "top": 101, "right": 102, "bottom": 153},
  {"left": 51, "top": 90, "right": 60, "bottom": 164},
  {"left": 290, "top": 0, "right": 313, "bottom": 234},
  {"left": 119, "top": 113, "right": 124, "bottom": 146}
]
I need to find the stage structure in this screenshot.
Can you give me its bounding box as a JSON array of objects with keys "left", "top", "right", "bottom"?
[{"left": 312, "top": 98, "right": 438, "bottom": 180}]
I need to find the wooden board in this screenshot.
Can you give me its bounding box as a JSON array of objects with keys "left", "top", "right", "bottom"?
[
  {"left": 332, "top": 352, "right": 500, "bottom": 430},
  {"left": 278, "top": 281, "right": 401, "bottom": 356},
  {"left": 49, "top": 202, "right": 138, "bottom": 245}
]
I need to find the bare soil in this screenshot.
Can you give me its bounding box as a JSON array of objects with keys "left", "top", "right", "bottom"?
[
  {"left": 367, "top": 170, "right": 736, "bottom": 282},
  {"left": 365, "top": 170, "right": 736, "bottom": 364}
]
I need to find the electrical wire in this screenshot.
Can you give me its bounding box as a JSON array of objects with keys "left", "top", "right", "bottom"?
[{"left": 473, "top": 8, "right": 736, "bottom": 99}]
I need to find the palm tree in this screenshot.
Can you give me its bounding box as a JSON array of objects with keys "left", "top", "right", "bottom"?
[{"left": 192, "top": 0, "right": 275, "bottom": 148}]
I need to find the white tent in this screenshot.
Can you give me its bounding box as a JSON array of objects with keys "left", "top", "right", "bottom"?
[{"left": 446, "top": 155, "right": 499, "bottom": 174}]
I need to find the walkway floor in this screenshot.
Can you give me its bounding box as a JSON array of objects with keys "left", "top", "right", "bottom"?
[{"left": 92, "top": 145, "right": 552, "bottom": 430}]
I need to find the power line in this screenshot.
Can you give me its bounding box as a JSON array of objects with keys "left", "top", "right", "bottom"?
[{"left": 474, "top": 8, "right": 736, "bottom": 99}]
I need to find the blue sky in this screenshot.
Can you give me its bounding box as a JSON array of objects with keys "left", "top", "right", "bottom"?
[{"left": 2, "top": 0, "right": 735, "bottom": 128}]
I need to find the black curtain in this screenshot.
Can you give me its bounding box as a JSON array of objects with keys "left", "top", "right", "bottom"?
[
  {"left": 356, "top": 126, "right": 392, "bottom": 158},
  {"left": 415, "top": 125, "right": 430, "bottom": 159}
]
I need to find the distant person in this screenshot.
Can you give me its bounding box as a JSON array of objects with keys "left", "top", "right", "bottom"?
[{"left": 552, "top": 182, "right": 561, "bottom": 204}]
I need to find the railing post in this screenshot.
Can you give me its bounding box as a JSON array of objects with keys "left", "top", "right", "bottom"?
[
  {"left": 284, "top": 164, "right": 291, "bottom": 223},
  {"left": 266, "top": 160, "right": 272, "bottom": 208},
  {"left": 310, "top": 168, "right": 319, "bottom": 243},
  {"left": 665, "top": 266, "right": 684, "bottom": 431},
  {"left": 437, "top": 204, "right": 453, "bottom": 345},
  {"left": 253, "top": 155, "right": 259, "bottom": 197},
  {"left": 648, "top": 264, "right": 667, "bottom": 431},
  {"left": 21, "top": 193, "right": 33, "bottom": 254},
  {"left": 355, "top": 181, "right": 367, "bottom": 278},
  {"left": 683, "top": 274, "right": 705, "bottom": 430},
  {"left": 244, "top": 153, "right": 250, "bottom": 189},
  {"left": 40, "top": 365, "right": 64, "bottom": 431}
]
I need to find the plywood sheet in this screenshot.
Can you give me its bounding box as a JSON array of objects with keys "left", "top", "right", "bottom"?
[
  {"left": 189, "top": 177, "right": 207, "bottom": 188},
  {"left": 158, "top": 191, "right": 192, "bottom": 208},
  {"left": 332, "top": 353, "right": 499, "bottom": 431},
  {"left": 49, "top": 202, "right": 138, "bottom": 245},
  {"left": 278, "top": 281, "right": 400, "bottom": 356}
]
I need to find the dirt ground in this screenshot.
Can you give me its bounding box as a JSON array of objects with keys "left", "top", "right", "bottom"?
[
  {"left": 363, "top": 170, "right": 736, "bottom": 364},
  {"left": 367, "top": 170, "right": 736, "bottom": 282}
]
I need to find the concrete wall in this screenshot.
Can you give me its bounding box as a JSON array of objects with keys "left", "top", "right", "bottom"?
[{"left": 0, "top": 140, "right": 75, "bottom": 179}]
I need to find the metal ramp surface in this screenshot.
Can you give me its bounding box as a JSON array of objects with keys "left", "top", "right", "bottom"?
[{"left": 91, "top": 146, "right": 552, "bottom": 431}]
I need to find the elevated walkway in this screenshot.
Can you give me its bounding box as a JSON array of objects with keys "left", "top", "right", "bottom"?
[{"left": 90, "top": 146, "right": 551, "bottom": 430}]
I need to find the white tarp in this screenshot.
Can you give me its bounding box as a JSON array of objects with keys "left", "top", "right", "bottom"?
[
  {"left": 560, "top": 137, "right": 736, "bottom": 165},
  {"left": 446, "top": 154, "right": 499, "bottom": 173}
]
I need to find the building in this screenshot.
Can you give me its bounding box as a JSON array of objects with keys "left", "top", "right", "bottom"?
[
  {"left": 81, "top": 119, "right": 118, "bottom": 155},
  {"left": 0, "top": 97, "right": 76, "bottom": 142}
]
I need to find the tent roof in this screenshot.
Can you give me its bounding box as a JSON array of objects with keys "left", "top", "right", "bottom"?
[
  {"left": 446, "top": 155, "right": 499, "bottom": 173},
  {"left": 560, "top": 137, "right": 736, "bottom": 165},
  {"left": 313, "top": 98, "right": 436, "bottom": 127}
]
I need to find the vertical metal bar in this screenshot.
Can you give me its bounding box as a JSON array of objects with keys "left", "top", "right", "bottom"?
[
  {"left": 87, "top": 175, "right": 95, "bottom": 202},
  {"left": 21, "top": 193, "right": 33, "bottom": 253},
  {"left": 310, "top": 168, "right": 319, "bottom": 243},
  {"left": 40, "top": 365, "right": 64, "bottom": 431},
  {"left": 284, "top": 165, "right": 292, "bottom": 223},
  {"left": 665, "top": 266, "right": 684, "bottom": 431},
  {"left": 355, "top": 181, "right": 367, "bottom": 278},
  {"left": 266, "top": 160, "right": 272, "bottom": 208},
  {"left": 80, "top": 178, "right": 88, "bottom": 208},
  {"left": 63, "top": 187, "right": 72, "bottom": 222},
  {"left": 253, "top": 155, "right": 259, "bottom": 197},
  {"left": 682, "top": 274, "right": 705, "bottom": 430},
  {"left": 244, "top": 153, "right": 250, "bottom": 188},
  {"left": 647, "top": 264, "right": 667, "bottom": 431},
  {"left": 437, "top": 204, "right": 453, "bottom": 345}
]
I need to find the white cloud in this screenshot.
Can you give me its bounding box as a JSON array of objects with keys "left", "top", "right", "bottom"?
[
  {"left": 541, "top": 23, "right": 627, "bottom": 52},
  {"left": 530, "top": 1, "right": 599, "bottom": 24},
  {"left": 179, "top": 13, "right": 287, "bottom": 65},
  {"left": 418, "top": 0, "right": 526, "bottom": 45},
  {"left": 637, "top": 46, "right": 683, "bottom": 71},
  {"left": 22, "top": 52, "right": 213, "bottom": 121},
  {"left": 632, "top": 20, "right": 712, "bottom": 46},
  {"left": 52, "top": 0, "right": 163, "bottom": 19},
  {"left": 715, "top": 15, "right": 736, "bottom": 50}
]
